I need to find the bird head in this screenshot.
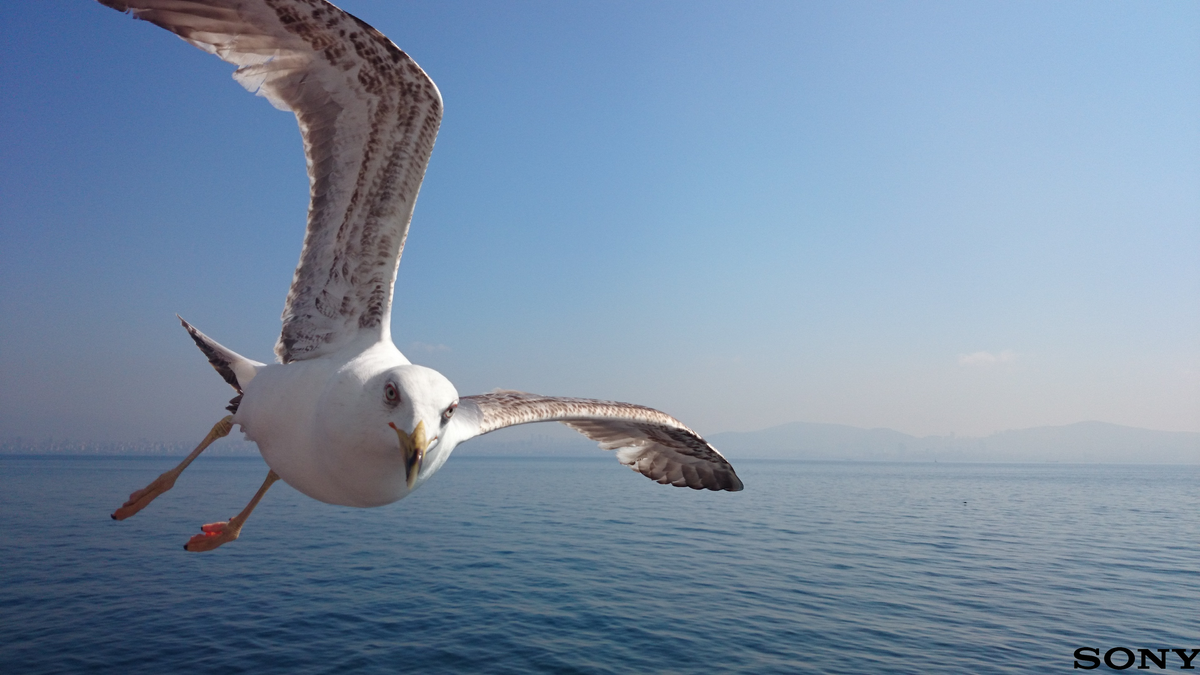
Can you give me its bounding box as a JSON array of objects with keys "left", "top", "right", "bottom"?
[{"left": 375, "top": 364, "right": 460, "bottom": 491}]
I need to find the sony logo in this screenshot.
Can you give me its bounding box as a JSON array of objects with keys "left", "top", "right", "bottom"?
[{"left": 1074, "top": 648, "right": 1200, "bottom": 670}]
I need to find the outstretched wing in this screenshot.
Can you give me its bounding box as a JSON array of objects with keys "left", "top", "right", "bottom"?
[
  {"left": 100, "top": 0, "right": 442, "bottom": 363},
  {"left": 455, "top": 391, "right": 744, "bottom": 492}
]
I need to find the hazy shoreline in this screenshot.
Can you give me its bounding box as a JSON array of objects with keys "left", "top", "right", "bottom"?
[{"left": 4, "top": 420, "right": 1196, "bottom": 464}]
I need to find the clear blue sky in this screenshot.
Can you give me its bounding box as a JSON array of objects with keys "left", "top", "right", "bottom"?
[{"left": 1, "top": 1, "right": 1197, "bottom": 443}]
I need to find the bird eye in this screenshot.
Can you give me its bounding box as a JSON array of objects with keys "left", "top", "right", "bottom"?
[
  {"left": 442, "top": 402, "right": 457, "bottom": 422},
  {"left": 385, "top": 382, "right": 400, "bottom": 404}
]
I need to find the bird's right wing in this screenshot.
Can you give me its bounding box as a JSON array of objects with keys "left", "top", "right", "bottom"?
[
  {"left": 99, "top": 0, "right": 443, "bottom": 363},
  {"left": 454, "top": 391, "right": 744, "bottom": 492}
]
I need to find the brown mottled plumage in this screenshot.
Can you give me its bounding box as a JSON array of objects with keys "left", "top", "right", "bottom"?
[
  {"left": 101, "top": 0, "right": 442, "bottom": 363},
  {"left": 459, "top": 391, "right": 743, "bottom": 491}
]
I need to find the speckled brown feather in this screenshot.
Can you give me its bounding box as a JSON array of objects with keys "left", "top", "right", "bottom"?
[
  {"left": 100, "top": 0, "right": 443, "bottom": 363},
  {"left": 459, "top": 391, "right": 744, "bottom": 492}
]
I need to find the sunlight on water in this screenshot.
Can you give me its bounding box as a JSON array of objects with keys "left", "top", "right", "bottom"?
[{"left": 1, "top": 456, "right": 1197, "bottom": 673}]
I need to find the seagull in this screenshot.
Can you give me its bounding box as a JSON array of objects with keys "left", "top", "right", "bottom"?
[{"left": 101, "top": 0, "right": 743, "bottom": 552}]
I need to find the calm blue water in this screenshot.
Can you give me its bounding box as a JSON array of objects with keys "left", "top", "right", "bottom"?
[{"left": 1, "top": 455, "right": 1197, "bottom": 674}]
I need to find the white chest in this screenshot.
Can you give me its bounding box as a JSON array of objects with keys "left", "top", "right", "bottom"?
[{"left": 234, "top": 356, "right": 416, "bottom": 507}]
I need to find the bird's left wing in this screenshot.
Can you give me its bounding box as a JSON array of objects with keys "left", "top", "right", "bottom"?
[
  {"left": 455, "top": 391, "right": 744, "bottom": 492},
  {"left": 99, "top": 0, "right": 442, "bottom": 363}
]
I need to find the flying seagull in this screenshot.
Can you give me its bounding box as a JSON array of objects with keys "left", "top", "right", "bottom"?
[{"left": 102, "top": 0, "right": 743, "bottom": 552}]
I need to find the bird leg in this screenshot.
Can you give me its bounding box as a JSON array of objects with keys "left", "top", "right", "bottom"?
[
  {"left": 184, "top": 470, "right": 279, "bottom": 552},
  {"left": 111, "top": 415, "right": 234, "bottom": 521}
]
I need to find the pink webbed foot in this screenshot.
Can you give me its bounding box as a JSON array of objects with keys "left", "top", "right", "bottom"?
[
  {"left": 182, "top": 470, "right": 278, "bottom": 552},
  {"left": 111, "top": 416, "right": 234, "bottom": 522},
  {"left": 111, "top": 472, "right": 177, "bottom": 521},
  {"left": 183, "top": 520, "right": 241, "bottom": 552}
]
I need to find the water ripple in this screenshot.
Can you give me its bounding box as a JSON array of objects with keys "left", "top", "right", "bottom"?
[{"left": 0, "top": 457, "right": 1196, "bottom": 673}]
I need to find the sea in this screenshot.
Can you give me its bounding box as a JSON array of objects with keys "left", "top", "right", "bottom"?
[{"left": 1, "top": 455, "right": 1196, "bottom": 674}]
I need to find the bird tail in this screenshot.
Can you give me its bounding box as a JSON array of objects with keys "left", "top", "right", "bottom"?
[{"left": 178, "top": 316, "right": 265, "bottom": 413}]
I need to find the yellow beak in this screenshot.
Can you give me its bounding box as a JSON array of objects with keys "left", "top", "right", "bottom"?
[{"left": 389, "top": 420, "right": 429, "bottom": 490}]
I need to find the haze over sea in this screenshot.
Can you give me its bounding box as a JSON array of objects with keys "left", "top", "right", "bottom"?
[{"left": 2, "top": 454, "right": 1196, "bottom": 674}]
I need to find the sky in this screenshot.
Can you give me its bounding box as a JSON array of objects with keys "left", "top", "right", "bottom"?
[{"left": 1, "top": 1, "right": 1197, "bottom": 444}]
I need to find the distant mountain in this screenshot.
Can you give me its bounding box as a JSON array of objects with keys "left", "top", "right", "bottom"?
[
  {"left": 709, "top": 421, "right": 1200, "bottom": 464},
  {"left": 440, "top": 419, "right": 1200, "bottom": 464}
]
